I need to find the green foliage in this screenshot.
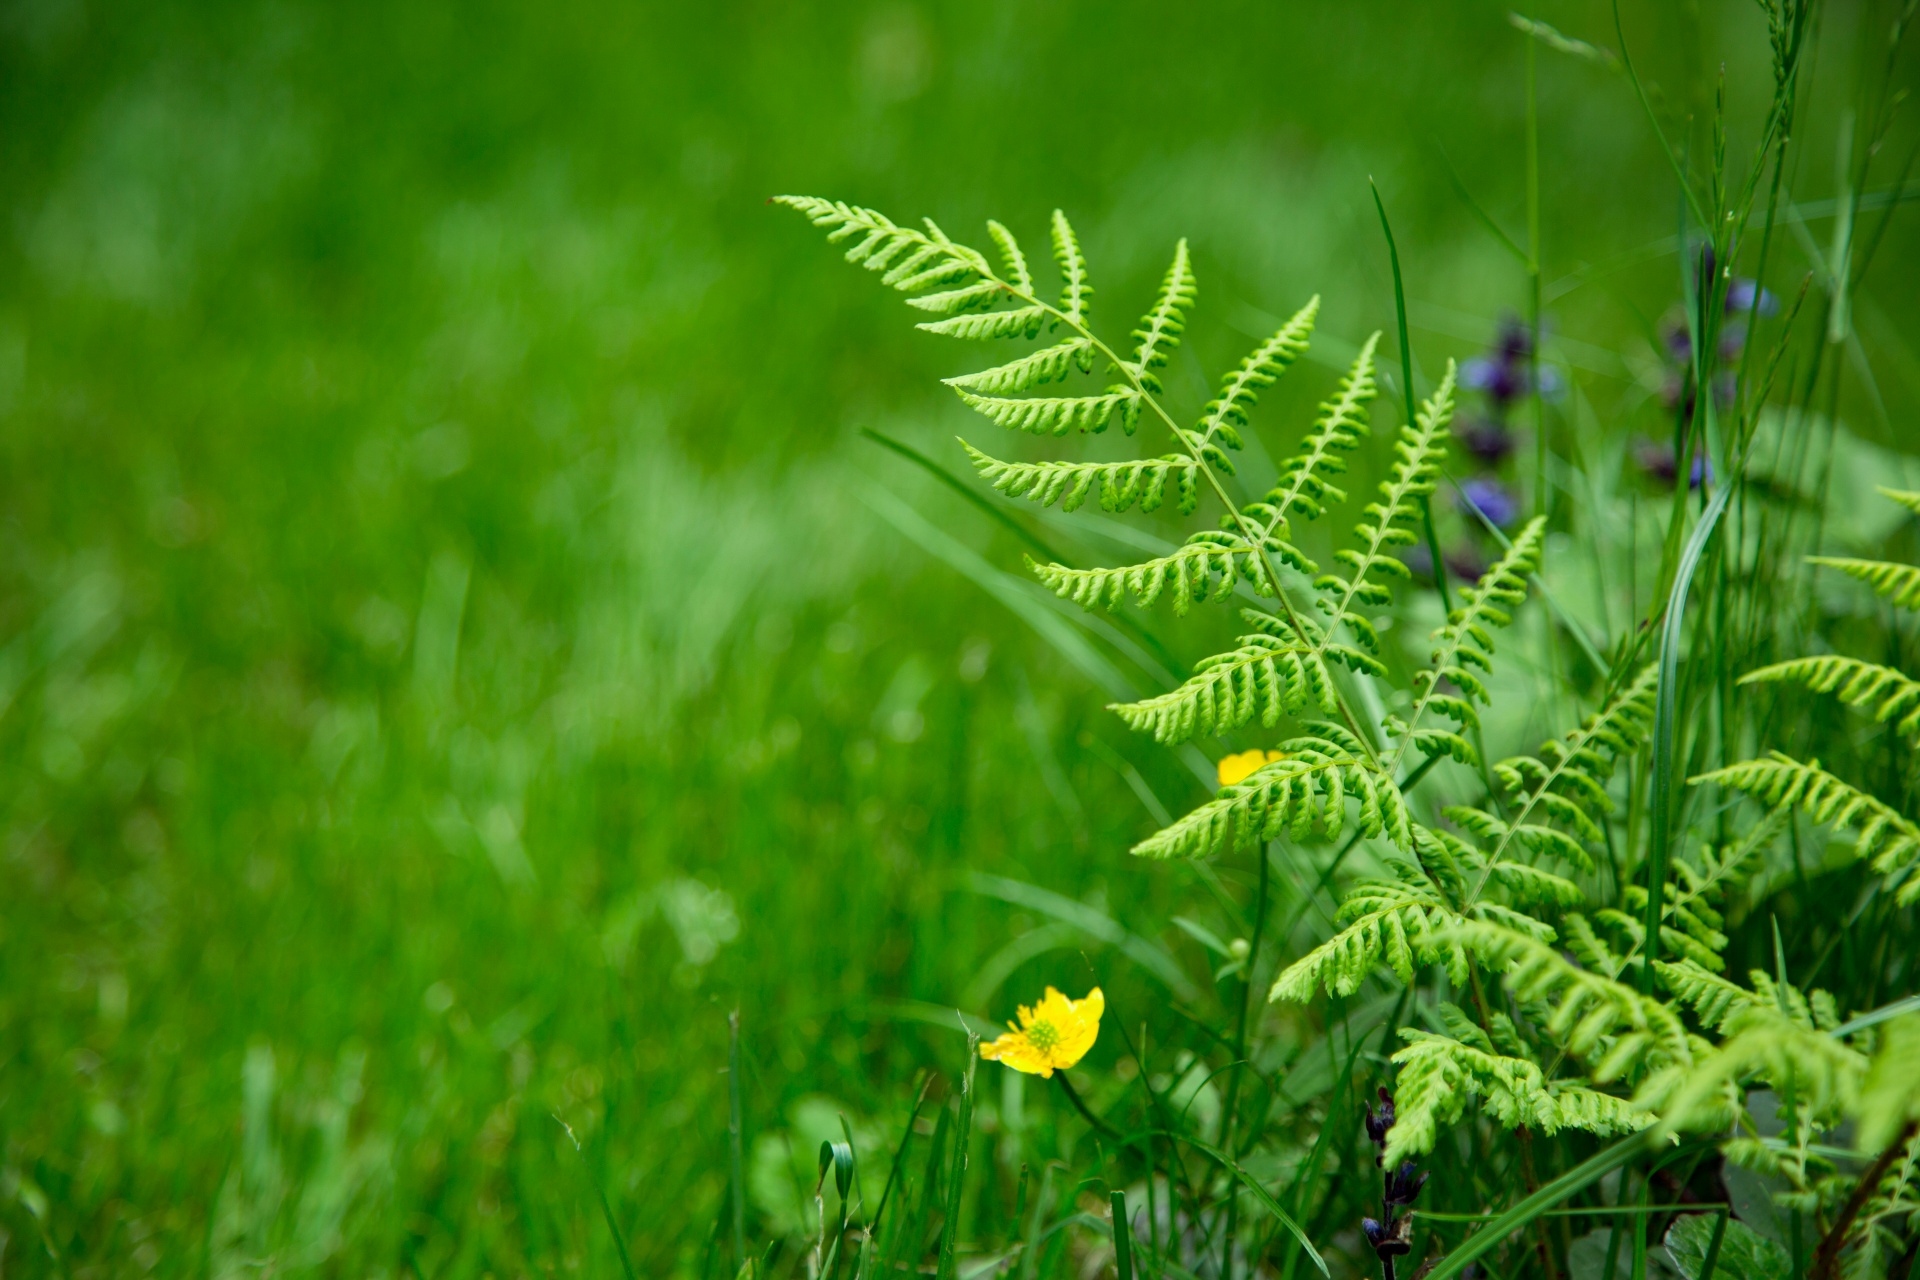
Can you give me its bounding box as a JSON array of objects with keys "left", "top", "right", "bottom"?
[
  {"left": 781, "top": 90, "right": 1920, "bottom": 1265},
  {"left": 1387, "top": 1028, "right": 1649, "bottom": 1166}
]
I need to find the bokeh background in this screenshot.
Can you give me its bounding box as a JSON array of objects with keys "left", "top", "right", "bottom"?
[{"left": 1, "top": 0, "right": 1914, "bottom": 1273}]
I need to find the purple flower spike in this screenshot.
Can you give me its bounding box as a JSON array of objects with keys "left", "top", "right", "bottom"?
[{"left": 1459, "top": 477, "right": 1520, "bottom": 529}]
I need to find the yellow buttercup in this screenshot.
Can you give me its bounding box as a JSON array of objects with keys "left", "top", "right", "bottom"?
[
  {"left": 1216, "top": 749, "right": 1285, "bottom": 788},
  {"left": 978, "top": 986, "right": 1103, "bottom": 1078}
]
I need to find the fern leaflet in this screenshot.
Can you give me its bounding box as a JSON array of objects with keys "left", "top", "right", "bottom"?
[
  {"left": 1384, "top": 516, "right": 1546, "bottom": 768},
  {"left": 1126, "top": 240, "right": 1196, "bottom": 393},
  {"left": 1742, "top": 655, "right": 1920, "bottom": 740},
  {"left": 1696, "top": 753, "right": 1920, "bottom": 903},
  {"left": 1808, "top": 556, "right": 1920, "bottom": 610},
  {"left": 1110, "top": 632, "right": 1336, "bottom": 743},
  {"left": 1134, "top": 729, "right": 1407, "bottom": 860},
  {"left": 963, "top": 442, "right": 1198, "bottom": 515}
]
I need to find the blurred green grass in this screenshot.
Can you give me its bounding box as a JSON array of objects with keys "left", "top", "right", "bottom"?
[{"left": 0, "top": 0, "right": 1915, "bottom": 1272}]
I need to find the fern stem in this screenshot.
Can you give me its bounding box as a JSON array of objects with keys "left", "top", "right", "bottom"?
[{"left": 1809, "top": 1120, "right": 1919, "bottom": 1280}]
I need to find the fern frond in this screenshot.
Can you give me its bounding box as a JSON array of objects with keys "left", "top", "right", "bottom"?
[
  {"left": 1196, "top": 297, "right": 1318, "bottom": 450},
  {"left": 1032, "top": 529, "right": 1316, "bottom": 615},
  {"left": 1695, "top": 753, "right": 1920, "bottom": 903},
  {"left": 1247, "top": 334, "right": 1380, "bottom": 533},
  {"left": 1839, "top": 1121, "right": 1920, "bottom": 1280},
  {"left": 1109, "top": 633, "right": 1336, "bottom": 743},
  {"left": 1743, "top": 655, "right": 1920, "bottom": 739},
  {"left": 1655, "top": 960, "right": 1761, "bottom": 1031},
  {"left": 1270, "top": 849, "right": 1563, "bottom": 1003},
  {"left": 1307, "top": 362, "right": 1455, "bottom": 634},
  {"left": 1269, "top": 864, "right": 1464, "bottom": 998},
  {"left": 953, "top": 388, "right": 1141, "bottom": 436},
  {"left": 1126, "top": 240, "right": 1196, "bottom": 393},
  {"left": 1136, "top": 732, "right": 1407, "bottom": 860},
  {"left": 1810, "top": 556, "right": 1920, "bottom": 610},
  {"left": 943, "top": 339, "right": 1094, "bottom": 395},
  {"left": 779, "top": 197, "right": 981, "bottom": 278},
  {"left": 1473, "top": 664, "right": 1660, "bottom": 876},
  {"left": 917, "top": 307, "right": 1047, "bottom": 340},
  {"left": 1386, "top": 1029, "right": 1650, "bottom": 1164},
  {"left": 962, "top": 442, "right": 1198, "bottom": 515},
  {"left": 1387, "top": 517, "right": 1545, "bottom": 767},
  {"left": 1447, "top": 921, "right": 1697, "bottom": 1082},
  {"left": 1643, "top": 999, "right": 1869, "bottom": 1134},
  {"left": 985, "top": 220, "right": 1031, "bottom": 293},
  {"left": 1049, "top": 209, "right": 1090, "bottom": 326}
]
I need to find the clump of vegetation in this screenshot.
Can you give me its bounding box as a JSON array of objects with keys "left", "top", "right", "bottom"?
[{"left": 766, "top": 2, "right": 1920, "bottom": 1277}]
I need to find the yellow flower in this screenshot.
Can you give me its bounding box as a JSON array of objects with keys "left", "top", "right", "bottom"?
[
  {"left": 978, "top": 986, "right": 1104, "bottom": 1078},
  {"left": 1217, "top": 749, "right": 1285, "bottom": 788}
]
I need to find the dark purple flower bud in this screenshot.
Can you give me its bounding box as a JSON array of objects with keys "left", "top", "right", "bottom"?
[
  {"left": 1726, "top": 278, "right": 1778, "bottom": 317},
  {"left": 1384, "top": 1161, "right": 1428, "bottom": 1207},
  {"left": 1493, "top": 314, "right": 1534, "bottom": 362},
  {"left": 1455, "top": 416, "right": 1516, "bottom": 464},
  {"left": 1461, "top": 356, "right": 1526, "bottom": 406},
  {"left": 1362, "top": 1216, "right": 1413, "bottom": 1258},
  {"left": 1365, "top": 1088, "right": 1396, "bottom": 1146},
  {"left": 1458, "top": 477, "right": 1520, "bottom": 530}
]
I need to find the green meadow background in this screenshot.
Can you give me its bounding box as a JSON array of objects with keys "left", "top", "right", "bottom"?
[{"left": 1, "top": 0, "right": 1914, "bottom": 1273}]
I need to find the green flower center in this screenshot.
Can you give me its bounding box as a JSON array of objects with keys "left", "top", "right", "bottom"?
[{"left": 1025, "top": 1019, "right": 1060, "bottom": 1051}]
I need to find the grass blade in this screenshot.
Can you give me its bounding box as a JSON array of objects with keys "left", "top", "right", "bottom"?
[
  {"left": 1642, "top": 480, "right": 1734, "bottom": 990},
  {"left": 730, "top": 1010, "right": 748, "bottom": 1272},
  {"left": 557, "top": 1117, "right": 640, "bottom": 1280},
  {"left": 1111, "top": 1191, "right": 1135, "bottom": 1280},
  {"left": 935, "top": 1038, "right": 979, "bottom": 1280},
  {"left": 1423, "top": 1133, "right": 1656, "bottom": 1280},
  {"left": 1369, "top": 177, "right": 1452, "bottom": 614}
]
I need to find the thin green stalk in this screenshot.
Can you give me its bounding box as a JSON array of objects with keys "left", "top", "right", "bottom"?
[
  {"left": 730, "top": 1010, "right": 748, "bottom": 1272},
  {"left": 934, "top": 1042, "right": 979, "bottom": 1280},
  {"left": 1112, "top": 1191, "right": 1137, "bottom": 1280},
  {"left": 558, "top": 1117, "right": 640, "bottom": 1280},
  {"left": 1525, "top": 28, "right": 1547, "bottom": 522},
  {"left": 1370, "top": 178, "right": 1452, "bottom": 615},
  {"left": 1423, "top": 1133, "right": 1660, "bottom": 1280}
]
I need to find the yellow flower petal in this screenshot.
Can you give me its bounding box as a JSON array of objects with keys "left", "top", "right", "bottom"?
[
  {"left": 1217, "top": 749, "right": 1285, "bottom": 788},
  {"left": 978, "top": 985, "right": 1104, "bottom": 1077}
]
